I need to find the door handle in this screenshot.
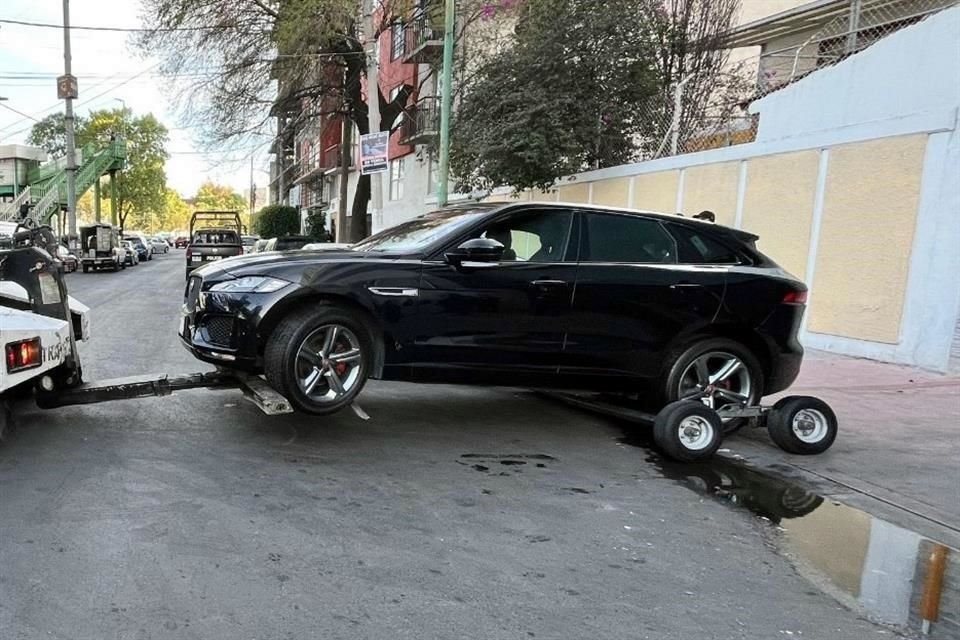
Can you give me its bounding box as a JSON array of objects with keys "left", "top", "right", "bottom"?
[
  {"left": 669, "top": 282, "right": 702, "bottom": 290},
  {"left": 530, "top": 279, "right": 568, "bottom": 288}
]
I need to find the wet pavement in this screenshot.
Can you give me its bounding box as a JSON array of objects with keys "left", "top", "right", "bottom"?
[{"left": 0, "top": 255, "right": 954, "bottom": 639}]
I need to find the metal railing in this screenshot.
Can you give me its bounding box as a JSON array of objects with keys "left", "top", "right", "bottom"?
[
  {"left": 401, "top": 96, "right": 440, "bottom": 143},
  {"left": 402, "top": 15, "right": 444, "bottom": 61}
]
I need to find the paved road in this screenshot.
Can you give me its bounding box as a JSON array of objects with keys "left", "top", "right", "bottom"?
[{"left": 0, "top": 254, "right": 896, "bottom": 640}]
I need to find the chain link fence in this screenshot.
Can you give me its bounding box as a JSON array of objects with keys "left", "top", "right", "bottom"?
[{"left": 640, "top": 0, "right": 958, "bottom": 161}]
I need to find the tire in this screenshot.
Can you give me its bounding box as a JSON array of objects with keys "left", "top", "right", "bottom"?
[
  {"left": 264, "top": 303, "right": 373, "bottom": 415},
  {"left": 660, "top": 337, "right": 764, "bottom": 435},
  {"left": 653, "top": 401, "right": 723, "bottom": 462},
  {"left": 82, "top": 264, "right": 89, "bottom": 273},
  {"left": 767, "top": 396, "right": 837, "bottom": 455}
]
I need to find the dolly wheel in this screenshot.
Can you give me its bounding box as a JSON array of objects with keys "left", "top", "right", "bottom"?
[
  {"left": 767, "top": 396, "right": 838, "bottom": 455},
  {"left": 653, "top": 401, "right": 724, "bottom": 462}
]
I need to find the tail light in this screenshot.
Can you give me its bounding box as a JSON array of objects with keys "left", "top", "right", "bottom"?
[
  {"left": 5, "top": 338, "right": 42, "bottom": 373},
  {"left": 782, "top": 290, "right": 808, "bottom": 305}
]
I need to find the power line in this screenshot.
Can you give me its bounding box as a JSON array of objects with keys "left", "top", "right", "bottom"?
[{"left": 0, "top": 17, "right": 250, "bottom": 33}]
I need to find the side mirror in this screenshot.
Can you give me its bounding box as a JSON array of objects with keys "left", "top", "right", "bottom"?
[{"left": 445, "top": 237, "right": 505, "bottom": 266}]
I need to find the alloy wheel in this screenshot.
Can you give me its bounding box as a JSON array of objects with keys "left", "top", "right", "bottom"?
[
  {"left": 677, "top": 351, "right": 753, "bottom": 417},
  {"left": 295, "top": 324, "right": 364, "bottom": 404}
]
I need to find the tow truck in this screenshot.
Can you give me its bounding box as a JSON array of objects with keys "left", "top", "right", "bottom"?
[{"left": 0, "top": 214, "right": 293, "bottom": 440}]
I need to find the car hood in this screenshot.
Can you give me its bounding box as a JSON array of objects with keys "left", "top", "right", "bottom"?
[{"left": 198, "top": 248, "right": 415, "bottom": 280}]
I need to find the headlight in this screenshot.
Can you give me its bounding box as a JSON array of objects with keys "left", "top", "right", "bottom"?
[{"left": 209, "top": 276, "right": 290, "bottom": 293}]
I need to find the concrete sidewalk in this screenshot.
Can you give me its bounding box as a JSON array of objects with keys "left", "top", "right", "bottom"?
[{"left": 724, "top": 350, "right": 960, "bottom": 547}]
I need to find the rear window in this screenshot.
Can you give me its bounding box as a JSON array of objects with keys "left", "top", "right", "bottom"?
[
  {"left": 193, "top": 231, "right": 240, "bottom": 245},
  {"left": 668, "top": 224, "right": 742, "bottom": 264}
]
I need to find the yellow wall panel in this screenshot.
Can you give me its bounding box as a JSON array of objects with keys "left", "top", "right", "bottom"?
[
  {"left": 632, "top": 171, "right": 680, "bottom": 213},
  {"left": 681, "top": 162, "right": 741, "bottom": 226},
  {"left": 557, "top": 182, "right": 590, "bottom": 204},
  {"left": 808, "top": 134, "right": 928, "bottom": 343},
  {"left": 741, "top": 150, "right": 820, "bottom": 279},
  {"left": 591, "top": 178, "right": 631, "bottom": 207}
]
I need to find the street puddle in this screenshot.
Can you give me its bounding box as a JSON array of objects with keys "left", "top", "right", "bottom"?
[{"left": 629, "top": 444, "right": 959, "bottom": 637}]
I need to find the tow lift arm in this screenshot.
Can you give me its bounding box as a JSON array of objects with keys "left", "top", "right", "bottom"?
[{"left": 35, "top": 370, "right": 293, "bottom": 416}]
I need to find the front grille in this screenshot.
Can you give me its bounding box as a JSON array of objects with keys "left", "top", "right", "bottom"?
[{"left": 201, "top": 315, "right": 235, "bottom": 347}]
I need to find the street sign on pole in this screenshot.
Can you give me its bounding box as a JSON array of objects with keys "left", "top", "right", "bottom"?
[
  {"left": 359, "top": 131, "right": 389, "bottom": 175},
  {"left": 56, "top": 74, "right": 78, "bottom": 100}
]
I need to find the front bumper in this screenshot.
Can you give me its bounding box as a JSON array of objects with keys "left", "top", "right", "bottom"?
[{"left": 179, "top": 275, "right": 293, "bottom": 371}]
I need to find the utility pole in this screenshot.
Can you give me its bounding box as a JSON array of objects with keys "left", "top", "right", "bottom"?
[
  {"left": 249, "top": 155, "right": 256, "bottom": 216},
  {"left": 61, "top": 0, "right": 79, "bottom": 245},
  {"left": 436, "top": 0, "right": 456, "bottom": 207},
  {"left": 337, "top": 115, "right": 351, "bottom": 243},
  {"left": 364, "top": 0, "right": 383, "bottom": 236}
]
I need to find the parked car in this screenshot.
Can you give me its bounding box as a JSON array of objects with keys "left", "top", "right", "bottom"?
[
  {"left": 174, "top": 236, "right": 190, "bottom": 249},
  {"left": 262, "top": 235, "right": 313, "bottom": 252},
  {"left": 301, "top": 242, "right": 351, "bottom": 251},
  {"left": 150, "top": 237, "right": 169, "bottom": 254},
  {"left": 125, "top": 236, "right": 151, "bottom": 262},
  {"left": 121, "top": 241, "right": 140, "bottom": 267},
  {"left": 80, "top": 224, "right": 125, "bottom": 272},
  {"left": 56, "top": 245, "right": 79, "bottom": 273},
  {"left": 242, "top": 235, "right": 260, "bottom": 254},
  {"left": 181, "top": 202, "right": 807, "bottom": 420}
]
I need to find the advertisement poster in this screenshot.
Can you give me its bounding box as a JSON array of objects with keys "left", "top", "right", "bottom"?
[{"left": 360, "top": 131, "right": 389, "bottom": 175}]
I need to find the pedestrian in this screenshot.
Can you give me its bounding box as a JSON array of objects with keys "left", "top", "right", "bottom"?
[{"left": 694, "top": 210, "right": 716, "bottom": 223}]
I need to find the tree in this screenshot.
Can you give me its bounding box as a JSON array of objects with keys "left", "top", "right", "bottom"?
[
  {"left": 254, "top": 204, "right": 301, "bottom": 238},
  {"left": 27, "top": 113, "right": 89, "bottom": 157},
  {"left": 193, "top": 181, "right": 250, "bottom": 231},
  {"left": 28, "top": 108, "right": 170, "bottom": 232},
  {"left": 160, "top": 188, "right": 192, "bottom": 232},
  {"left": 305, "top": 208, "right": 333, "bottom": 242},
  {"left": 450, "top": 0, "right": 742, "bottom": 193},
  {"left": 137, "top": 0, "right": 497, "bottom": 241}
]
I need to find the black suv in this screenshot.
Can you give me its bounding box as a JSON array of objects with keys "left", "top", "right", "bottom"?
[{"left": 181, "top": 203, "right": 806, "bottom": 416}]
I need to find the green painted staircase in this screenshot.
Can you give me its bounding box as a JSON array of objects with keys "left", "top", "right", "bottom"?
[{"left": 0, "top": 139, "right": 126, "bottom": 224}]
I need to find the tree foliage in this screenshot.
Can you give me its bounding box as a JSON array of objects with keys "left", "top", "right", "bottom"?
[
  {"left": 254, "top": 204, "right": 301, "bottom": 238},
  {"left": 160, "top": 188, "right": 192, "bottom": 232},
  {"left": 27, "top": 113, "right": 89, "bottom": 158},
  {"left": 192, "top": 181, "right": 250, "bottom": 232},
  {"left": 305, "top": 208, "right": 333, "bottom": 242},
  {"left": 137, "top": 0, "right": 498, "bottom": 240},
  {"left": 451, "top": 0, "right": 742, "bottom": 193}
]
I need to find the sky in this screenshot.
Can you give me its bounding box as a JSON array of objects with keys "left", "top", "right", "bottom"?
[{"left": 0, "top": 0, "right": 273, "bottom": 197}]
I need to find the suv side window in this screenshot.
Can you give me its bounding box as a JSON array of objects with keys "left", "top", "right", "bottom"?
[
  {"left": 668, "top": 224, "right": 742, "bottom": 264},
  {"left": 581, "top": 213, "right": 676, "bottom": 264},
  {"left": 475, "top": 209, "right": 575, "bottom": 263}
]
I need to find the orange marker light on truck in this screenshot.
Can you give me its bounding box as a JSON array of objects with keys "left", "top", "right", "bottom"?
[{"left": 5, "top": 338, "right": 42, "bottom": 373}]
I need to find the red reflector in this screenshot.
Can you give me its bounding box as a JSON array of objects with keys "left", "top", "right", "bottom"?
[
  {"left": 783, "top": 290, "right": 808, "bottom": 305},
  {"left": 5, "top": 338, "right": 42, "bottom": 373}
]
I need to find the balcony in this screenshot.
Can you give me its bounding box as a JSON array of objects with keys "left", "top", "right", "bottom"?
[
  {"left": 400, "top": 16, "right": 444, "bottom": 65},
  {"left": 400, "top": 97, "right": 440, "bottom": 146}
]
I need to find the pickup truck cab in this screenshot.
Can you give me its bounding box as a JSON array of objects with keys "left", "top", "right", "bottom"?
[
  {"left": 186, "top": 228, "right": 243, "bottom": 280},
  {"left": 185, "top": 211, "right": 244, "bottom": 281}
]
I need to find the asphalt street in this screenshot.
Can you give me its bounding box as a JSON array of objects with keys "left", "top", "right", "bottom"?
[{"left": 0, "top": 252, "right": 900, "bottom": 640}]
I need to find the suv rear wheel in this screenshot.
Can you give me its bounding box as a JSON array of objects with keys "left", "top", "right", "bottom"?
[
  {"left": 264, "top": 303, "right": 372, "bottom": 415},
  {"left": 660, "top": 338, "right": 764, "bottom": 434}
]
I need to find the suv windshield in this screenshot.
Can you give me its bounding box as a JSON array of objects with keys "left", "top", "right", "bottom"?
[
  {"left": 353, "top": 207, "right": 492, "bottom": 252},
  {"left": 193, "top": 230, "right": 240, "bottom": 244}
]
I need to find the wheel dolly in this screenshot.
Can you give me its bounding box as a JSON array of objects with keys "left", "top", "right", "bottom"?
[
  {"left": 0, "top": 220, "right": 293, "bottom": 440},
  {"left": 544, "top": 384, "right": 838, "bottom": 463}
]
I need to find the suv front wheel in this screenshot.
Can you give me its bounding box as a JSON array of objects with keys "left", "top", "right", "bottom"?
[{"left": 264, "top": 303, "right": 372, "bottom": 415}]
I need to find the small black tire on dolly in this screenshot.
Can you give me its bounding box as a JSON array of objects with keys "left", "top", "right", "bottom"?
[
  {"left": 653, "top": 401, "right": 724, "bottom": 462},
  {"left": 767, "top": 396, "right": 837, "bottom": 455}
]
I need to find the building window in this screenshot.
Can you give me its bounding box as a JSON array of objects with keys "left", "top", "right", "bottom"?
[
  {"left": 389, "top": 158, "right": 405, "bottom": 201},
  {"left": 391, "top": 21, "right": 406, "bottom": 60},
  {"left": 390, "top": 86, "right": 405, "bottom": 130}
]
